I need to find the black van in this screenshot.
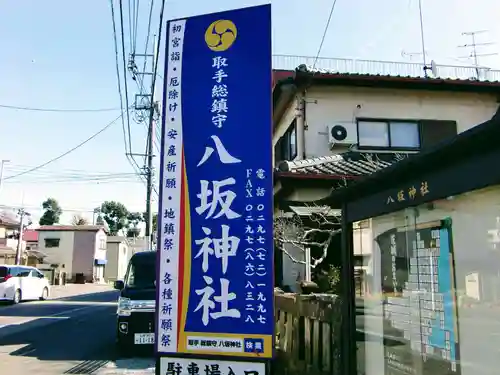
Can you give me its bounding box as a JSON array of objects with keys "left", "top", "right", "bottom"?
[{"left": 113, "top": 251, "right": 156, "bottom": 353}]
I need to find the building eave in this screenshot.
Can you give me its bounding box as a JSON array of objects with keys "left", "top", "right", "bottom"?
[
  {"left": 272, "top": 65, "right": 500, "bottom": 133},
  {"left": 294, "top": 64, "right": 500, "bottom": 93}
]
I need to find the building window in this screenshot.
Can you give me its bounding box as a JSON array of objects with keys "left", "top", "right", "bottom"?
[
  {"left": 358, "top": 120, "right": 420, "bottom": 149},
  {"left": 357, "top": 119, "right": 457, "bottom": 151},
  {"left": 99, "top": 238, "right": 106, "bottom": 249},
  {"left": 274, "top": 119, "right": 298, "bottom": 163},
  {"left": 44, "top": 238, "right": 60, "bottom": 248}
]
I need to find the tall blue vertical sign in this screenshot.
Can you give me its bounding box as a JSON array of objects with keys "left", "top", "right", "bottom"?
[{"left": 156, "top": 4, "right": 274, "bottom": 360}]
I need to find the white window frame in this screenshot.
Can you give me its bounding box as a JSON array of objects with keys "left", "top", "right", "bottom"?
[{"left": 357, "top": 120, "right": 420, "bottom": 150}]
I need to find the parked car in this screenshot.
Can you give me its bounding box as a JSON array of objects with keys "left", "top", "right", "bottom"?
[
  {"left": 0, "top": 265, "right": 50, "bottom": 304},
  {"left": 114, "top": 251, "right": 156, "bottom": 354}
]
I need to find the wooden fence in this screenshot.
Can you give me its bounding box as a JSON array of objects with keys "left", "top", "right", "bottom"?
[{"left": 274, "top": 292, "right": 342, "bottom": 375}]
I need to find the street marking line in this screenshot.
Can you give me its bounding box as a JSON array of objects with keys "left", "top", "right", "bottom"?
[{"left": 34, "top": 303, "right": 115, "bottom": 318}]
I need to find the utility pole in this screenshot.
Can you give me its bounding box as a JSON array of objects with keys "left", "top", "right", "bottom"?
[
  {"left": 459, "top": 30, "right": 497, "bottom": 79},
  {"left": 145, "top": 35, "right": 160, "bottom": 251},
  {"left": 145, "top": 105, "right": 155, "bottom": 250},
  {"left": 0, "top": 159, "right": 10, "bottom": 196},
  {"left": 15, "top": 208, "right": 30, "bottom": 265},
  {"left": 128, "top": 35, "right": 158, "bottom": 250}
]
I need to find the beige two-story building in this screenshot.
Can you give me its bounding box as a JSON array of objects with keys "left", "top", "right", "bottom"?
[
  {"left": 272, "top": 59, "right": 500, "bottom": 291},
  {"left": 37, "top": 225, "right": 108, "bottom": 283}
]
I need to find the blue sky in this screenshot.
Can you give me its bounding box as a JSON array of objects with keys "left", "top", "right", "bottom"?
[{"left": 0, "top": 0, "right": 498, "bottom": 224}]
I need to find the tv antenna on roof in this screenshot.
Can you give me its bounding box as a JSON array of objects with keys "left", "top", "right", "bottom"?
[
  {"left": 401, "top": 50, "right": 428, "bottom": 61},
  {"left": 458, "top": 30, "right": 497, "bottom": 79}
]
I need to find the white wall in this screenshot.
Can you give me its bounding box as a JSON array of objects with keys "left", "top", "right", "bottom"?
[
  {"left": 94, "top": 229, "right": 107, "bottom": 260},
  {"left": 104, "top": 241, "right": 130, "bottom": 281},
  {"left": 274, "top": 86, "right": 498, "bottom": 160},
  {"left": 117, "top": 243, "right": 131, "bottom": 280}
]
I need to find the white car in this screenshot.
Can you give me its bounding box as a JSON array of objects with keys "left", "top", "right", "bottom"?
[{"left": 0, "top": 265, "right": 50, "bottom": 304}]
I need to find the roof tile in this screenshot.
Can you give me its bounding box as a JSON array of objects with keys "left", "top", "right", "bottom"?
[{"left": 276, "top": 152, "right": 396, "bottom": 177}]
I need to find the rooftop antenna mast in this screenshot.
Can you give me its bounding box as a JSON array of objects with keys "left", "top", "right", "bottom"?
[
  {"left": 458, "top": 30, "right": 497, "bottom": 79},
  {"left": 417, "top": 0, "right": 432, "bottom": 77}
]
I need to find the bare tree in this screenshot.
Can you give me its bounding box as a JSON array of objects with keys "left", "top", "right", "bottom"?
[
  {"left": 274, "top": 204, "right": 341, "bottom": 270},
  {"left": 71, "top": 214, "right": 89, "bottom": 226},
  {"left": 273, "top": 152, "right": 407, "bottom": 272}
]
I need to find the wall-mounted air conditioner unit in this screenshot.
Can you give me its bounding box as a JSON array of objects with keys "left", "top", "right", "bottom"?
[{"left": 327, "top": 122, "right": 358, "bottom": 148}]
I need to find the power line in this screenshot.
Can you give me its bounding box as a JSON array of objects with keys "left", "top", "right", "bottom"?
[
  {"left": 0, "top": 204, "right": 105, "bottom": 214},
  {"left": 142, "top": 0, "right": 155, "bottom": 87},
  {"left": 4, "top": 172, "right": 139, "bottom": 181},
  {"left": 118, "top": 0, "right": 150, "bottom": 188},
  {"left": 119, "top": 0, "right": 134, "bottom": 158},
  {"left": 109, "top": 0, "right": 131, "bottom": 158},
  {"left": 110, "top": 0, "right": 148, "bottom": 189},
  {"left": 0, "top": 104, "right": 120, "bottom": 113},
  {"left": 151, "top": 0, "right": 165, "bottom": 104},
  {"left": 132, "top": 0, "right": 140, "bottom": 54},
  {"left": 4, "top": 177, "right": 144, "bottom": 185},
  {"left": 0, "top": 204, "right": 156, "bottom": 214},
  {"left": 128, "top": 0, "right": 134, "bottom": 51},
  {"left": 6, "top": 164, "right": 137, "bottom": 176},
  {"left": 4, "top": 113, "right": 123, "bottom": 181},
  {"left": 312, "top": 0, "right": 339, "bottom": 70}
]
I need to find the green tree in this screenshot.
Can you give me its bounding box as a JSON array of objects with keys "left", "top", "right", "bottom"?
[
  {"left": 126, "top": 211, "right": 143, "bottom": 237},
  {"left": 127, "top": 212, "right": 143, "bottom": 226},
  {"left": 39, "top": 198, "right": 62, "bottom": 225},
  {"left": 100, "top": 201, "right": 129, "bottom": 235}
]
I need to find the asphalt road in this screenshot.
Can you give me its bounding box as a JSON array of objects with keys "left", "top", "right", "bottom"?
[{"left": 0, "top": 287, "right": 155, "bottom": 375}]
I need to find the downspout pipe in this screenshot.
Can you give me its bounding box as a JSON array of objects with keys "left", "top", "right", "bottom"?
[{"left": 295, "top": 94, "right": 306, "bottom": 160}]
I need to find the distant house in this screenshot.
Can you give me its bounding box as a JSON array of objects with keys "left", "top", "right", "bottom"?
[
  {"left": 105, "top": 236, "right": 131, "bottom": 282},
  {"left": 37, "top": 225, "right": 108, "bottom": 283},
  {"left": 0, "top": 212, "right": 43, "bottom": 265},
  {"left": 0, "top": 211, "right": 20, "bottom": 250},
  {"left": 23, "top": 229, "right": 38, "bottom": 251}
]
